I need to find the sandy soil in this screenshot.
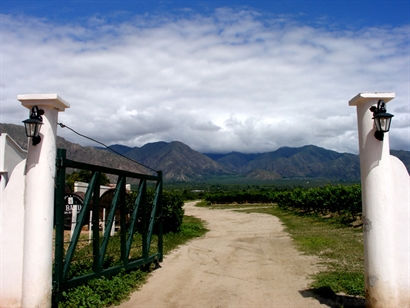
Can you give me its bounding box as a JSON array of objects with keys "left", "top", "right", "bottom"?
[{"left": 117, "top": 201, "right": 328, "bottom": 308}]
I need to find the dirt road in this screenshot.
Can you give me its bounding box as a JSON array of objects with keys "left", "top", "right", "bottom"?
[{"left": 118, "top": 202, "right": 327, "bottom": 307}]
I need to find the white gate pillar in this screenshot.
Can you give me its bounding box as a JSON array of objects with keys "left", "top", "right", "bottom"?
[
  {"left": 19, "top": 94, "right": 69, "bottom": 308},
  {"left": 349, "top": 92, "right": 410, "bottom": 307}
]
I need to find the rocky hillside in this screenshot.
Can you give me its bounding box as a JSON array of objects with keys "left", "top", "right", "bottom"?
[
  {"left": 112, "top": 141, "right": 229, "bottom": 181},
  {"left": 1, "top": 123, "right": 409, "bottom": 182},
  {"left": 0, "top": 123, "right": 150, "bottom": 175},
  {"left": 206, "top": 145, "right": 360, "bottom": 181}
]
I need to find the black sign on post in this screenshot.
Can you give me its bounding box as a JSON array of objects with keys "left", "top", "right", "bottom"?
[{"left": 64, "top": 193, "right": 84, "bottom": 229}]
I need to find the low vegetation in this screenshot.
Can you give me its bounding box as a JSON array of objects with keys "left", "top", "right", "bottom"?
[
  {"left": 125, "top": 190, "right": 185, "bottom": 234},
  {"left": 275, "top": 184, "right": 362, "bottom": 225},
  {"left": 202, "top": 184, "right": 362, "bottom": 226}
]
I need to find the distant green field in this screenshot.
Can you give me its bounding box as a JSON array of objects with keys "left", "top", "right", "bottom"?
[{"left": 165, "top": 176, "right": 359, "bottom": 187}]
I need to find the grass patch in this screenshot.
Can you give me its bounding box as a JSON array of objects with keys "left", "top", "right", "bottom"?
[
  {"left": 201, "top": 203, "right": 365, "bottom": 298},
  {"left": 195, "top": 200, "right": 211, "bottom": 207},
  {"left": 312, "top": 271, "right": 364, "bottom": 296},
  {"left": 162, "top": 215, "right": 208, "bottom": 255},
  {"left": 58, "top": 215, "right": 207, "bottom": 307}
]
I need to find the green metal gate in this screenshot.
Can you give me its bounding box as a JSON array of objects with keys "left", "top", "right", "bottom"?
[{"left": 53, "top": 149, "right": 163, "bottom": 305}]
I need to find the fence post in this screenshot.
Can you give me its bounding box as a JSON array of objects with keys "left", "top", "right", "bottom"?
[
  {"left": 157, "top": 171, "right": 163, "bottom": 262},
  {"left": 141, "top": 183, "right": 148, "bottom": 262},
  {"left": 120, "top": 177, "right": 127, "bottom": 265},
  {"left": 19, "top": 94, "right": 69, "bottom": 308},
  {"left": 53, "top": 148, "right": 66, "bottom": 307},
  {"left": 92, "top": 172, "right": 101, "bottom": 273}
]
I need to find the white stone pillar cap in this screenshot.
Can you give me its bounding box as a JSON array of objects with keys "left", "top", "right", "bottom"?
[
  {"left": 18, "top": 93, "right": 70, "bottom": 111},
  {"left": 349, "top": 92, "right": 395, "bottom": 106}
]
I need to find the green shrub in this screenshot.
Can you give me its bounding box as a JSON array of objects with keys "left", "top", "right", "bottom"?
[
  {"left": 203, "top": 184, "right": 361, "bottom": 226},
  {"left": 126, "top": 189, "right": 184, "bottom": 234},
  {"left": 59, "top": 270, "right": 147, "bottom": 308},
  {"left": 160, "top": 191, "right": 184, "bottom": 233},
  {"left": 66, "top": 170, "right": 110, "bottom": 191},
  {"left": 61, "top": 285, "right": 103, "bottom": 308},
  {"left": 275, "top": 185, "right": 362, "bottom": 224}
]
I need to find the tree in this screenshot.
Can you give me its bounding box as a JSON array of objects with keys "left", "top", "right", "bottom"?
[{"left": 66, "top": 170, "right": 110, "bottom": 190}]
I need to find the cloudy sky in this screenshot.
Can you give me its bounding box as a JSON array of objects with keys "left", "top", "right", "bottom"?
[{"left": 1, "top": 0, "right": 409, "bottom": 154}]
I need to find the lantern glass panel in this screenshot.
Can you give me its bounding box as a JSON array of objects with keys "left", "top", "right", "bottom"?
[
  {"left": 23, "top": 120, "right": 42, "bottom": 138},
  {"left": 375, "top": 116, "right": 392, "bottom": 133},
  {"left": 25, "top": 123, "right": 35, "bottom": 137},
  {"left": 380, "top": 118, "right": 387, "bottom": 131},
  {"left": 34, "top": 123, "right": 42, "bottom": 136}
]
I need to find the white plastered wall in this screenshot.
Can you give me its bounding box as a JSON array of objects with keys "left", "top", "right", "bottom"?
[{"left": 349, "top": 92, "right": 410, "bottom": 307}]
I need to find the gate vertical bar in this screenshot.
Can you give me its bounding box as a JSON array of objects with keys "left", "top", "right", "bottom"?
[
  {"left": 99, "top": 176, "right": 125, "bottom": 267},
  {"left": 141, "top": 183, "right": 148, "bottom": 262},
  {"left": 62, "top": 172, "right": 98, "bottom": 280},
  {"left": 52, "top": 149, "right": 66, "bottom": 307},
  {"left": 146, "top": 178, "right": 161, "bottom": 256},
  {"left": 125, "top": 179, "right": 146, "bottom": 261},
  {"left": 119, "top": 177, "right": 127, "bottom": 265},
  {"left": 92, "top": 172, "right": 101, "bottom": 273}
]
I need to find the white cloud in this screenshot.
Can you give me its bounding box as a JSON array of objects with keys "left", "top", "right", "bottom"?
[{"left": 0, "top": 9, "right": 409, "bottom": 154}]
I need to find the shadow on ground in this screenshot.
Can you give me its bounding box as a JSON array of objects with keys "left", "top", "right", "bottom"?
[{"left": 300, "top": 287, "right": 365, "bottom": 308}]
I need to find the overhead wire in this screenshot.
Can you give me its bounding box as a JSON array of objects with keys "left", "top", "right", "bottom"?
[{"left": 57, "top": 122, "right": 159, "bottom": 174}]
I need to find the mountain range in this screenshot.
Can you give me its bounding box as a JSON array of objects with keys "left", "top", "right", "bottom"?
[
  {"left": 1, "top": 123, "right": 409, "bottom": 182},
  {"left": 103, "top": 141, "right": 410, "bottom": 182}
]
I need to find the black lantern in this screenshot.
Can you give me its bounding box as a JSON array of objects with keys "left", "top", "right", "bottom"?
[
  {"left": 370, "top": 100, "right": 394, "bottom": 141},
  {"left": 23, "top": 106, "right": 44, "bottom": 145}
]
